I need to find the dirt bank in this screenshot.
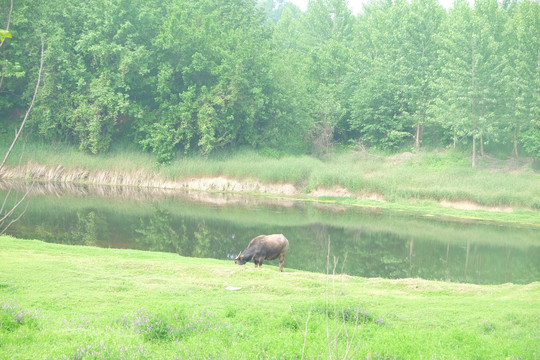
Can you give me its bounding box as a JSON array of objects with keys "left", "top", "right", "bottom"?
[
  {"left": 0, "top": 162, "right": 299, "bottom": 196},
  {"left": 0, "top": 162, "right": 519, "bottom": 213},
  {"left": 440, "top": 200, "right": 513, "bottom": 213}
]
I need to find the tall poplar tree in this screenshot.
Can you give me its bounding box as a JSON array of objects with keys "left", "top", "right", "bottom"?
[
  {"left": 349, "top": 0, "right": 408, "bottom": 151},
  {"left": 349, "top": 0, "right": 443, "bottom": 151},
  {"left": 502, "top": 0, "right": 540, "bottom": 158},
  {"left": 434, "top": 0, "right": 505, "bottom": 167},
  {"left": 406, "top": 0, "right": 445, "bottom": 149},
  {"left": 301, "top": 0, "right": 354, "bottom": 155},
  {"left": 269, "top": 4, "right": 312, "bottom": 153}
]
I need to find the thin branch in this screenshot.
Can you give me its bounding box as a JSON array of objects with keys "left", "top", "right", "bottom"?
[
  {"left": 342, "top": 307, "right": 362, "bottom": 360},
  {"left": 0, "top": 182, "right": 32, "bottom": 225},
  {"left": 331, "top": 255, "right": 339, "bottom": 358},
  {"left": 289, "top": 306, "right": 311, "bottom": 360},
  {"left": 0, "top": 187, "right": 12, "bottom": 214},
  {"left": 1, "top": 197, "right": 29, "bottom": 235},
  {"left": 0, "top": 33, "right": 44, "bottom": 172},
  {"left": 0, "top": 59, "right": 6, "bottom": 89},
  {"left": 340, "top": 308, "right": 350, "bottom": 357},
  {"left": 326, "top": 238, "right": 332, "bottom": 360},
  {"left": 5, "top": 0, "right": 13, "bottom": 31},
  {"left": 340, "top": 250, "right": 348, "bottom": 274}
]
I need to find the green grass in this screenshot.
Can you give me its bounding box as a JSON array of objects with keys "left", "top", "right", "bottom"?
[
  {"left": 2, "top": 141, "right": 540, "bottom": 211},
  {"left": 1, "top": 236, "right": 539, "bottom": 359}
]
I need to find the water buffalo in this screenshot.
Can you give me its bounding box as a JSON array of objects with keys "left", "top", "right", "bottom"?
[{"left": 234, "top": 234, "right": 289, "bottom": 272}]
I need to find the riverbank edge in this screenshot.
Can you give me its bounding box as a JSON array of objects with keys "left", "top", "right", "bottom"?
[{"left": 1, "top": 161, "right": 539, "bottom": 226}]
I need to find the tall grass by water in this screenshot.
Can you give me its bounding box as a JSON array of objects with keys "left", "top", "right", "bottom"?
[{"left": 2, "top": 141, "right": 539, "bottom": 209}]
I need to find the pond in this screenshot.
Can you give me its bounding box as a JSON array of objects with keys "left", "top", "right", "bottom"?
[{"left": 1, "top": 181, "right": 539, "bottom": 285}]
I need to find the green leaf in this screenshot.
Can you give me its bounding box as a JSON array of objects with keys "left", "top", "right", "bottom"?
[{"left": 0, "top": 29, "right": 12, "bottom": 38}]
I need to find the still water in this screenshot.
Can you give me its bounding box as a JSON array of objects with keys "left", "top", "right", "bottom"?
[{"left": 1, "top": 181, "right": 539, "bottom": 285}]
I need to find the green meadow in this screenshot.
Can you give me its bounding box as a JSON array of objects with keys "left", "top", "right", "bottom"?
[{"left": 1, "top": 236, "right": 538, "bottom": 359}]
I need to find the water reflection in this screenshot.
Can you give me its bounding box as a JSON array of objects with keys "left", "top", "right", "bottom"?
[{"left": 1, "top": 180, "right": 539, "bottom": 284}]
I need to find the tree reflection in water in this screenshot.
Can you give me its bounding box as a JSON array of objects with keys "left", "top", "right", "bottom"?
[{"left": 1, "top": 181, "right": 538, "bottom": 285}]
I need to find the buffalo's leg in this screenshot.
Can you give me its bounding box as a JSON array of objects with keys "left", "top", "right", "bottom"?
[{"left": 279, "top": 252, "right": 286, "bottom": 272}]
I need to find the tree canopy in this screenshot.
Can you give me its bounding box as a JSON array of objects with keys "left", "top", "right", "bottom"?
[{"left": 1, "top": 0, "right": 539, "bottom": 165}]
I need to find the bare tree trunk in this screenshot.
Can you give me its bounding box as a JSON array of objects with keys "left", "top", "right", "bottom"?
[
  {"left": 415, "top": 120, "right": 421, "bottom": 150},
  {"left": 513, "top": 126, "right": 519, "bottom": 158},
  {"left": 415, "top": 107, "right": 425, "bottom": 150},
  {"left": 472, "top": 134, "right": 476, "bottom": 168},
  {"left": 471, "top": 45, "right": 477, "bottom": 168},
  {"left": 480, "top": 133, "right": 484, "bottom": 157}
]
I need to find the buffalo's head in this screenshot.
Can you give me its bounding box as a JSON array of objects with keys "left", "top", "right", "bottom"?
[{"left": 234, "top": 252, "right": 246, "bottom": 265}]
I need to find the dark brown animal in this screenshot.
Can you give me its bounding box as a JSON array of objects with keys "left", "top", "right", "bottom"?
[{"left": 234, "top": 234, "right": 289, "bottom": 272}]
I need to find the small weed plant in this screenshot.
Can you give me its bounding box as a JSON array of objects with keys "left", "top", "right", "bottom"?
[
  {"left": 58, "top": 341, "right": 148, "bottom": 360},
  {"left": 117, "top": 308, "right": 230, "bottom": 342},
  {"left": 0, "top": 297, "right": 39, "bottom": 332},
  {"left": 481, "top": 320, "right": 496, "bottom": 334}
]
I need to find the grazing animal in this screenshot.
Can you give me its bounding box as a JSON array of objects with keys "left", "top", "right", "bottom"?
[{"left": 234, "top": 234, "right": 289, "bottom": 272}]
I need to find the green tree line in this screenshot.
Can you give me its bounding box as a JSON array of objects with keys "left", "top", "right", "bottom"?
[{"left": 1, "top": 0, "right": 539, "bottom": 165}]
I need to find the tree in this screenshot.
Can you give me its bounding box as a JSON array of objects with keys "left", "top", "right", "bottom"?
[
  {"left": 140, "top": 0, "right": 276, "bottom": 163},
  {"left": 28, "top": 0, "right": 155, "bottom": 154},
  {"left": 501, "top": 0, "right": 540, "bottom": 158},
  {"left": 300, "top": 0, "right": 355, "bottom": 155},
  {"left": 0, "top": 0, "right": 11, "bottom": 48},
  {"left": 433, "top": 0, "right": 506, "bottom": 167},
  {"left": 404, "top": 0, "right": 445, "bottom": 149},
  {"left": 268, "top": 4, "right": 312, "bottom": 153},
  {"left": 349, "top": 0, "right": 418, "bottom": 151},
  {"left": 0, "top": 0, "right": 536, "bottom": 163},
  {"left": 0, "top": 35, "right": 43, "bottom": 171},
  {"left": 473, "top": 0, "right": 508, "bottom": 157},
  {"left": 1, "top": 0, "right": 44, "bottom": 170},
  {"left": 0, "top": 0, "right": 44, "bottom": 233},
  {"left": 0, "top": 0, "right": 13, "bottom": 111}
]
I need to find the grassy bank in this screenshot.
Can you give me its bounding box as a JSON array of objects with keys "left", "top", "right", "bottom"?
[
  {"left": 2, "top": 142, "right": 540, "bottom": 211},
  {"left": 1, "top": 236, "right": 538, "bottom": 359}
]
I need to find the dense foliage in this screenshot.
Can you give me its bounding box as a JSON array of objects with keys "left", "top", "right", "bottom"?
[{"left": 0, "top": 0, "right": 539, "bottom": 164}]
